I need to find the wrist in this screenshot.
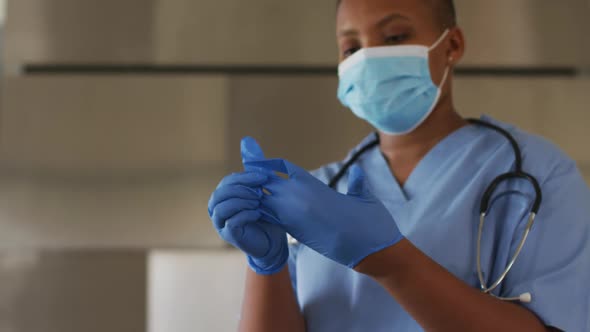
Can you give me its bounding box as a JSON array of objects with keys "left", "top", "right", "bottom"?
[
  {"left": 248, "top": 255, "right": 288, "bottom": 275},
  {"left": 353, "top": 238, "right": 414, "bottom": 279}
]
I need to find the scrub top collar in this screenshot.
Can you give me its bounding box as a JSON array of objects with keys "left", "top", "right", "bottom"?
[{"left": 359, "top": 115, "right": 490, "bottom": 204}]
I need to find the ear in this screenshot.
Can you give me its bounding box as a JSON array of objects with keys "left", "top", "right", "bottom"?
[{"left": 447, "top": 27, "right": 465, "bottom": 67}]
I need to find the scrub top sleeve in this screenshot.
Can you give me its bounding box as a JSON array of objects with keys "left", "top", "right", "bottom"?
[
  {"left": 502, "top": 160, "right": 590, "bottom": 332},
  {"left": 287, "top": 243, "right": 300, "bottom": 293}
]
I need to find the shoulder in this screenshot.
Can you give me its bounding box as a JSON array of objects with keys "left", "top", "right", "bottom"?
[
  {"left": 311, "top": 161, "right": 345, "bottom": 185},
  {"left": 481, "top": 115, "right": 577, "bottom": 184}
]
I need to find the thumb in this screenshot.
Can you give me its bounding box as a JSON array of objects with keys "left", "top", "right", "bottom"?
[
  {"left": 346, "top": 165, "right": 371, "bottom": 198},
  {"left": 241, "top": 137, "right": 266, "bottom": 164},
  {"left": 241, "top": 137, "right": 268, "bottom": 172}
]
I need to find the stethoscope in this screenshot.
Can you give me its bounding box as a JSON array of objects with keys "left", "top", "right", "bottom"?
[{"left": 326, "top": 119, "right": 543, "bottom": 303}]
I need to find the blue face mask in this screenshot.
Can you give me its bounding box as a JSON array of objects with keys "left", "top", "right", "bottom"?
[{"left": 337, "top": 30, "right": 450, "bottom": 135}]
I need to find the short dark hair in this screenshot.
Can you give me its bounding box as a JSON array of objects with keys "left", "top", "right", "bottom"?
[
  {"left": 431, "top": 0, "right": 457, "bottom": 29},
  {"left": 336, "top": 0, "right": 457, "bottom": 29}
]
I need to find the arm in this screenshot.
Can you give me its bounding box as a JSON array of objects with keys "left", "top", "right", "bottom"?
[
  {"left": 355, "top": 240, "right": 553, "bottom": 332},
  {"left": 208, "top": 139, "right": 307, "bottom": 332},
  {"left": 354, "top": 158, "right": 589, "bottom": 332},
  {"left": 245, "top": 144, "right": 586, "bottom": 331},
  {"left": 239, "top": 267, "right": 306, "bottom": 332}
]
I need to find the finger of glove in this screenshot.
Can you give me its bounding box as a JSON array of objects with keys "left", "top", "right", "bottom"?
[
  {"left": 252, "top": 180, "right": 292, "bottom": 222},
  {"left": 221, "top": 210, "right": 272, "bottom": 258},
  {"left": 243, "top": 158, "right": 305, "bottom": 179},
  {"left": 208, "top": 185, "right": 262, "bottom": 216},
  {"left": 241, "top": 136, "right": 266, "bottom": 162},
  {"left": 259, "top": 208, "right": 281, "bottom": 225},
  {"left": 210, "top": 198, "right": 260, "bottom": 230},
  {"left": 241, "top": 137, "right": 276, "bottom": 175},
  {"left": 217, "top": 172, "right": 268, "bottom": 189}
]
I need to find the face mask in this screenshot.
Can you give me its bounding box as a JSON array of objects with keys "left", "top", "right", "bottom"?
[{"left": 337, "top": 30, "right": 450, "bottom": 135}]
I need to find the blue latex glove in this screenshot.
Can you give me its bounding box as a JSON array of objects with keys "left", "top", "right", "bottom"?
[
  {"left": 245, "top": 157, "right": 404, "bottom": 269},
  {"left": 207, "top": 138, "right": 289, "bottom": 275}
]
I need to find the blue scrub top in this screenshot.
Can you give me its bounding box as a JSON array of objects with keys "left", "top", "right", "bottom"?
[{"left": 288, "top": 115, "right": 590, "bottom": 332}]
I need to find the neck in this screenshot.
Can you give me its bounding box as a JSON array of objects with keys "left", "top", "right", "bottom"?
[{"left": 378, "top": 103, "right": 467, "bottom": 185}]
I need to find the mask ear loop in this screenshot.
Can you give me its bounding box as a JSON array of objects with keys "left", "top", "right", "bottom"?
[
  {"left": 429, "top": 29, "right": 450, "bottom": 51},
  {"left": 438, "top": 65, "right": 450, "bottom": 89},
  {"left": 428, "top": 29, "right": 451, "bottom": 89}
]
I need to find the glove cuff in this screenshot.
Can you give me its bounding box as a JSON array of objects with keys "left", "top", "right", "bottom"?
[{"left": 347, "top": 234, "right": 405, "bottom": 269}]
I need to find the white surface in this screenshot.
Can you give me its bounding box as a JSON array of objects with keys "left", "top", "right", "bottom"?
[{"left": 148, "top": 250, "right": 247, "bottom": 332}]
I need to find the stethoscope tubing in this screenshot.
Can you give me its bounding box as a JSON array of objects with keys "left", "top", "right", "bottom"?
[{"left": 328, "top": 119, "right": 542, "bottom": 303}]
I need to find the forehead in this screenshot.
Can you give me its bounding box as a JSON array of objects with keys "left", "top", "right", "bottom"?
[{"left": 336, "top": 0, "right": 435, "bottom": 29}]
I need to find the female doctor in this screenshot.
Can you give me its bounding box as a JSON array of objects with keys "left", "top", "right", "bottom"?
[{"left": 208, "top": 0, "right": 590, "bottom": 331}]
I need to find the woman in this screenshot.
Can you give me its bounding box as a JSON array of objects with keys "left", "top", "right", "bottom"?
[{"left": 208, "top": 0, "right": 590, "bottom": 331}]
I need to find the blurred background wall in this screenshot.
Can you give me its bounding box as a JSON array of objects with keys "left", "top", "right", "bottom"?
[{"left": 0, "top": 0, "right": 588, "bottom": 331}]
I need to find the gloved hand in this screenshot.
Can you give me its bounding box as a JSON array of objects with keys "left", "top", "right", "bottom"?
[
  {"left": 207, "top": 138, "right": 289, "bottom": 275},
  {"left": 245, "top": 157, "right": 404, "bottom": 269}
]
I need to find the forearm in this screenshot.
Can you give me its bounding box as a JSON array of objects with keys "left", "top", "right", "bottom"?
[
  {"left": 239, "top": 266, "right": 306, "bottom": 332},
  {"left": 356, "top": 240, "right": 548, "bottom": 332}
]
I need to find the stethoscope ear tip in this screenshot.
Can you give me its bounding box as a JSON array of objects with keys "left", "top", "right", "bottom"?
[{"left": 519, "top": 292, "right": 532, "bottom": 303}]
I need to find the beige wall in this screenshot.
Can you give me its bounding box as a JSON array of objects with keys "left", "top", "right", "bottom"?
[
  {"left": 0, "top": 76, "right": 228, "bottom": 249},
  {"left": 0, "top": 75, "right": 587, "bottom": 250},
  {"left": 4, "top": 0, "right": 589, "bottom": 72},
  {"left": 455, "top": 0, "right": 589, "bottom": 67},
  {"left": 3, "top": 0, "right": 156, "bottom": 74},
  {"left": 0, "top": 76, "right": 228, "bottom": 171},
  {"left": 153, "top": 0, "right": 338, "bottom": 65}
]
